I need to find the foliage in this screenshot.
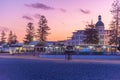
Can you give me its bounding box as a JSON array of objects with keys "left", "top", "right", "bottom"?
[
  {"left": 83, "top": 24, "right": 99, "bottom": 44},
  {"left": 8, "top": 31, "right": 18, "bottom": 45},
  {"left": 36, "top": 15, "right": 50, "bottom": 45},
  {"left": 0, "top": 31, "right": 6, "bottom": 44},
  {"left": 109, "top": 21, "right": 116, "bottom": 45},
  {"left": 24, "top": 22, "right": 35, "bottom": 44},
  {"left": 109, "top": 0, "right": 120, "bottom": 45},
  {"left": 12, "top": 34, "right": 18, "bottom": 44},
  {"left": 8, "top": 31, "right": 13, "bottom": 44}
]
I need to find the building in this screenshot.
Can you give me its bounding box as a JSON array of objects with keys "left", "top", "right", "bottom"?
[
  {"left": 66, "top": 15, "right": 111, "bottom": 46},
  {"left": 66, "top": 30, "right": 85, "bottom": 46}
]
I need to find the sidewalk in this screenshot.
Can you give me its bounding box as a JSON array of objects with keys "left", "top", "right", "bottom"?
[
  {"left": 39, "top": 54, "right": 120, "bottom": 60},
  {"left": 0, "top": 53, "right": 120, "bottom": 64}
]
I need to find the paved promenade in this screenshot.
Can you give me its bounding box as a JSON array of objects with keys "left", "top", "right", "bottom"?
[
  {"left": 1, "top": 53, "right": 120, "bottom": 64},
  {"left": 0, "top": 54, "right": 120, "bottom": 80}
]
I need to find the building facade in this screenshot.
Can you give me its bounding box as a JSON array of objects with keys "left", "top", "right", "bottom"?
[{"left": 66, "top": 15, "right": 111, "bottom": 46}]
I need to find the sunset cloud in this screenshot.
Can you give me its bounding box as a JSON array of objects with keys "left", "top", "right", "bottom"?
[
  {"left": 25, "top": 3, "right": 67, "bottom": 13},
  {"left": 80, "top": 9, "right": 90, "bottom": 14},
  {"left": 25, "top": 3, "right": 55, "bottom": 10},
  {"left": 34, "top": 14, "right": 41, "bottom": 19},
  {"left": 22, "top": 15, "right": 33, "bottom": 21},
  {"left": 0, "top": 26, "right": 9, "bottom": 32},
  {"left": 59, "top": 8, "right": 66, "bottom": 13}
]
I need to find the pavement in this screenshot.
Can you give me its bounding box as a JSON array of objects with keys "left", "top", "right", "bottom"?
[
  {"left": 1, "top": 53, "right": 120, "bottom": 80},
  {"left": 1, "top": 57, "right": 120, "bottom": 80},
  {"left": 1, "top": 53, "right": 120, "bottom": 64}
]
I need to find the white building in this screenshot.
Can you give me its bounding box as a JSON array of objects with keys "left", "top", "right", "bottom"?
[{"left": 66, "top": 15, "right": 111, "bottom": 46}]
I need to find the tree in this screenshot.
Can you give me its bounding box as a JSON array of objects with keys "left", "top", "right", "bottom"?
[
  {"left": 36, "top": 15, "right": 50, "bottom": 45},
  {"left": 12, "top": 33, "right": 18, "bottom": 44},
  {"left": 109, "top": 21, "right": 116, "bottom": 45},
  {"left": 24, "top": 22, "right": 35, "bottom": 44},
  {"left": 8, "top": 31, "right": 18, "bottom": 45},
  {"left": 109, "top": 0, "right": 120, "bottom": 45},
  {"left": 8, "top": 31, "right": 13, "bottom": 45},
  {"left": 83, "top": 24, "right": 99, "bottom": 44},
  {"left": 0, "top": 31, "right": 6, "bottom": 44}
]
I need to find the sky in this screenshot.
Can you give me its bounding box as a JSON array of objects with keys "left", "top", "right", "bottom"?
[{"left": 0, "top": 0, "right": 115, "bottom": 42}]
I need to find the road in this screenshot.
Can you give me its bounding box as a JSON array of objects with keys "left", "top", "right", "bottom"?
[{"left": 0, "top": 57, "right": 120, "bottom": 80}]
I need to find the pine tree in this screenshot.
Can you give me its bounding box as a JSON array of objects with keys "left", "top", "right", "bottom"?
[
  {"left": 12, "top": 34, "right": 18, "bottom": 44},
  {"left": 109, "top": 21, "right": 116, "bottom": 45},
  {"left": 8, "top": 31, "right": 13, "bottom": 45},
  {"left": 24, "top": 22, "right": 35, "bottom": 44},
  {"left": 8, "top": 31, "right": 18, "bottom": 45},
  {"left": 36, "top": 15, "right": 50, "bottom": 45},
  {"left": 0, "top": 31, "right": 6, "bottom": 44},
  {"left": 84, "top": 24, "right": 99, "bottom": 44},
  {"left": 109, "top": 0, "right": 120, "bottom": 45}
]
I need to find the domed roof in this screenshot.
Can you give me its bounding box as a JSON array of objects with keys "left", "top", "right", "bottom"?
[
  {"left": 96, "top": 21, "right": 104, "bottom": 26},
  {"left": 95, "top": 15, "right": 104, "bottom": 27}
]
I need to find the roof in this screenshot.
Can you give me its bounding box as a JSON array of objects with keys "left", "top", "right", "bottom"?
[
  {"left": 29, "top": 41, "right": 39, "bottom": 45},
  {"left": 9, "top": 43, "right": 23, "bottom": 47},
  {"left": 95, "top": 15, "right": 104, "bottom": 27},
  {"left": 95, "top": 21, "right": 104, "bottom": 27}
]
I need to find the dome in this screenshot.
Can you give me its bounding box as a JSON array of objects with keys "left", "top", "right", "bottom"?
[
  {"left": 96, "top": 21, "right": 104, "bottom": 26},
  {"left": 95, "top": 15, "right": 104, "bottom": 27}
]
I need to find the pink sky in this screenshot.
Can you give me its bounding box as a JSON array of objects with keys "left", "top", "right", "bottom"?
[{"left": 0, "top": 0, "right": 114, "bottom": 42}]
